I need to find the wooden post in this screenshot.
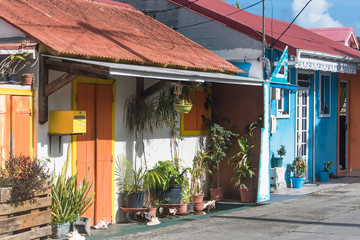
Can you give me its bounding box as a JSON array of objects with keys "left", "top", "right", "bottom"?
[
  {"left": 38, "top": 56, "right": 49, "bottom": 124},
  {"left": 136, "top": 77, "right": 144, "bottom": 97}
]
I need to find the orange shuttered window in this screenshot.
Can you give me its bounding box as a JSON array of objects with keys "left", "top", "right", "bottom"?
[{"left": 181, "top": 87, "right": 210, "bottom": 136}]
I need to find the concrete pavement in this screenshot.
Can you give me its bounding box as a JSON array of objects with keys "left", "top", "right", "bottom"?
[{"left": 108, "top": 176, "right": 360, "bottom": 240}]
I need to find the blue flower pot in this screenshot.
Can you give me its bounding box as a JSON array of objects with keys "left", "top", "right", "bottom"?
[
  {"left": 291, "top": 177, "right": 304, "bottom": 188},
  {"left": 319, "top": 171, "right": 330, "bottom": 182}
]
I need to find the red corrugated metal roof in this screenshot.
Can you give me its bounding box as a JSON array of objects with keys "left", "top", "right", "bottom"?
[
  {"left": 310, "top": 27, "right": 359, "bottom": 49},
  {"left": 0, "top": 0, "right": 243, "bottom": 74},
  {"left": 170, "top": 0, "right": 360, "bottom": 59}
]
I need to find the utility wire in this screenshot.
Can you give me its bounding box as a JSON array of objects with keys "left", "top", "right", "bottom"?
[
  {"left": 270, "top": 0, "right": 312, "bottom": 48},
  {"left": 175, "top": 0, "right": 263, "bottom": 29},
  {"left": 144, "top": 0, "right": 199, "bottom": 14}
]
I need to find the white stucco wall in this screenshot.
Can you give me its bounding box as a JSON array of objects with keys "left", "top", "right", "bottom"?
[{"left": 0, "top": 19, "right": 25, "bottom": 38}]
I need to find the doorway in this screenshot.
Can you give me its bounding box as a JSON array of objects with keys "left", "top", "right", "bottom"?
[
  {"left": 74, "top": 80, "right": 114, "bottom": 225},
  {"left": 339, "top": 81, "right": 348, "bottom": 171}
]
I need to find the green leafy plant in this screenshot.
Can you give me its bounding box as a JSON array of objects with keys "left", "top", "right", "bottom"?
[
  {"left": 115, "top": 155, "right": 161, "bottom": 194},
  {"left": 289, "top": 157, "right": 307, "bottom": 177},
  {"left": 277, "top": 145, "right": 286, "bottom": 157},
  {"left": 0, "top": 155, "right": 49, "bottom": 205},
  {"left": 190, "top": 151, "right": 211, "bottom": 195},
  {"left": 207, "top": 121, "right": 239, "bottom": 188},
  {"left": 323, "top": 160, "right": 333, "bottom": 172},
  {"left": 51, "top": 143, "right": 94, "bottom": 225},
  {"left": 150, "top": 159, "right": 188, "bottom": 191},
  {"left": 229, "top": 122, "right": 257, "bottom": 189},
  {"left": 0, "top": 52, "right": 31, "bottom": 81}
]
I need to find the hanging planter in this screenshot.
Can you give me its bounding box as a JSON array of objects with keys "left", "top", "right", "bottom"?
[{"left": 175, "top": 103, "right": 193, "bottom": 114}]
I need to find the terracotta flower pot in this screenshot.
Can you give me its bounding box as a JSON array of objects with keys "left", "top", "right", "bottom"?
[
  {"left": 210, "top": 188, "right": 223, "bottom": 200},
  {"left": 175, "top": 203, "right": 188, "bottom": 215},
  {"left": 193, "top": 202, "right": 204, "bottom": 212},
  {"left": 191, "top": 194, "right": 204, "bottom": 203},
  {"left": 239, "top": 188, "right": 257, "bottom": 203},
  {"left": 21, "top": 74, "right": 33, "bottom": 85},
  {"left": 147, "top": 207, "right": 157, "bottom": 217}
]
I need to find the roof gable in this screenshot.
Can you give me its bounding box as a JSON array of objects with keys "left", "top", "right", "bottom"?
[
  {"left": 170, "top": 0, "right": 360, "bottom": 59},
  {"left": 310, "top": 27, "right": 359, "bottom": 49},
  {"left": 0, "top": 0, "right": 242, "bottom": 74}
]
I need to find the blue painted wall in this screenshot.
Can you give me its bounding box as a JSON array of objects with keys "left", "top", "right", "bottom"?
[{"left": 314, "top": 72, "right": 338, "bottom": 177}]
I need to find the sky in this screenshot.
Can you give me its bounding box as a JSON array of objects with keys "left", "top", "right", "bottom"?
[{"left": 227, "top": 0, "right": 360, "bottom": 37}]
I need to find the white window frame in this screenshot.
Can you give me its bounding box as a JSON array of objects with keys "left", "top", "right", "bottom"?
[
  {"left": 276, "top": 89, "right": 290, "bottom": 118},
  {"left": 319, "top": 73, "right": 331, "bottom": 118}
]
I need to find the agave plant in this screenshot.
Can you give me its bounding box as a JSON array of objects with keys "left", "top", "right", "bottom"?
[{"left": 51, "top": 142, "right": 94, "bottom": 224}]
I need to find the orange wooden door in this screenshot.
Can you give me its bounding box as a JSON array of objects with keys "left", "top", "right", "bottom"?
[
  {"left": 11, "top": 96, "right": 31, "bottom": 157},
  {"left": 76, "top": 83, "right": 113, "bottom": 225},
  {"left": 0, "top": 95, "right": 10, "bottom": 168},
  {"left": 77, "top": 83, "right": 96, "bottom": 224},
  {"left": 95, "top": 84, "right": 113, "bottom": 223}
]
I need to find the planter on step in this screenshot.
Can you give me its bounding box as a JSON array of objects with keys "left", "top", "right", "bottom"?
[
  {"left": 176, "top": 203, "right": 188, "bottom": 215},
  {"left": 52, "top": 222, "right": 71, "bottom": 239},
  {"left": 272, "top": 157, "right": 283, "bottom": 168},
  {"left": 162, "top": 186, "right": 182, "bottom": 204},
  {"left": 239, "top": 188, "right": 257, "bottom": 203},
  {"left": 319, "top": 171, "right": 330, "bottom": 182},
  {"left": 291, "top": 177, "right": 304, "bottom": 189},
  {"left": 193, "top": 202, "right": 204, "bottom": 212},
  {"left": 73, "top": 217, "right": 91, "bottom": 237},
  {"left": 126, "top": 191, "right": 144, "bottom": 208},
  {"left": 190, "top": 194, "right": 204, "bottom": 203}
]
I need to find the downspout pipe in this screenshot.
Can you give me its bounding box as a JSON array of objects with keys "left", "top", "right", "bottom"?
[{"left": 258, "top": 57, "right": 272, "bottom": 79}]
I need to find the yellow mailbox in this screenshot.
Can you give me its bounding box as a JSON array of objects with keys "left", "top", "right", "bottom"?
[{"left": 49, "top": 111, "right": 86, "bottom": 134}]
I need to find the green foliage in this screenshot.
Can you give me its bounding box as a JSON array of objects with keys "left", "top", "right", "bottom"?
[
  {"left": 51, "top": 144, "right": 94, "bottom": 225},
  {"left": 124, "top": 89, "right": 177, "bottom": 136},
  {"left": 207, "top": 122, "right": 239, "bottom": 167},
  {"left": 323, "top": 160, "right": 333, "bottom": 172},
  {"left": 190, "top": 151, "right": 212, "bottom": 195},
  {"left": 0, "top": 155, "right": 49, "bottom": 205},
  {"left": 277, "top": 145, "right": 286, "bottom": 157},
  {"left": 150, "top": 159, "right": 188, "bottom": 191},
  {"left": 0, "top": 52, "right": 30, "bottom": 81},
  {"left": 289, "top": 156, "right": 307, "bottom": 177},
  {"left": 115, "top": 155, "right": 162, "bottom": 194},
  {"left": 229, "top": 122, "right": 257, "bottom": 189}
]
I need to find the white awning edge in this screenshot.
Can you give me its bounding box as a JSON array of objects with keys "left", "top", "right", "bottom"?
[
  {"left": 295, "top": 49, "right": 359, "bottom": 74},
  {"left": 43, "top": 55, "right": 264, "bottom": 86}
]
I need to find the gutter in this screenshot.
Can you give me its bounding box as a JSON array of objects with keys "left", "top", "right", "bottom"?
[{"left": 297, "top": 49, "right": 360, "bottom": 63}]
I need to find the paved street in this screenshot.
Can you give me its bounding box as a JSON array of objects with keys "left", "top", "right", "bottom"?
[{"left": 110, "top": 177, "right": 360, "bottom": 240}]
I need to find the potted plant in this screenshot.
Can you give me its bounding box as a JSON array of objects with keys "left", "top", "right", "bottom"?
[
  {"left": 51, "top": 145, "right": 94, "bottom": 238},
  {"left": 21, "top": 73, "right": 34, "bottom": 85},
  {"left": 115, "top": 155, "right": 161, "bottom": 209},
  {"left": 207, "top": 122, "right": 238, "bottom": 200},
  {"left": 229, "top": 122, "right": 257, "bottom": 203},
  {"left": 273, "top": 145, "right": 286, "bottom": 167},
  {"left": 175, "top": 96, "right": 193, "bottom": 114},
  {"left": 319, "top": 160, "right": 333, "bottom": 182},
  {"left": 0, "top": 52, "right": 31, "bottom": 83},
  {"left": 151, "top": 159, "right": 188, "bottom": 204},
  {"left": 190, "top": 151, "right": 211, "bottom": 203},
  {"left": 289, "top": 157, "right": 307, "bottom": 188}
]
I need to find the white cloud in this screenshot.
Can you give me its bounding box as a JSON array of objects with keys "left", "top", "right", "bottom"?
[{"left": 291, "top": 0, "right": 343, "bottom": 28}]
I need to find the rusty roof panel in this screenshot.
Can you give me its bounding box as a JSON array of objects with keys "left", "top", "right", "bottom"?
[{"left": 0, "top": 0, "right": 243, "bottom": 74}]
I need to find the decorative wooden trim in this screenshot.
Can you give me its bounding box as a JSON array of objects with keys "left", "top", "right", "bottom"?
[{"left": 44, "top": 73, "right": 79, "bottom": 96}]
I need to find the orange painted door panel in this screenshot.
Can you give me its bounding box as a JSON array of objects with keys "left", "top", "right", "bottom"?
[
  {"left": 11, "top": 96, "right": 31, "bottom": 157},
  {"left": 95, "top": 84, "right": 113, "bottom": 223},
  {"left": 77, "top": 83, "right": 96, "bottom": 224},
  {"left": 0, "top": 95, "right": 10, "bottom": 168},
  {"left": 76, "top": 83, "right": 113, "bottom": 225}
]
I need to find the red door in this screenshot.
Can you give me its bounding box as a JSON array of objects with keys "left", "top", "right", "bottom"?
[{"left": 76, "top": 83, "right": 113, "bottom": 225}]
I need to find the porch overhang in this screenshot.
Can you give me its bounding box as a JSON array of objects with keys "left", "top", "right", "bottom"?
[
  {"left": 44, "top": 55, "right": 264, "bottom": 86},
  {"left": 269, "top": 82, "right": 298, "bottom": 91},
  {"left": 295, "top": 49, "right": 360, "bottom": 74}
]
